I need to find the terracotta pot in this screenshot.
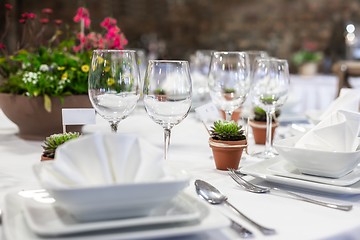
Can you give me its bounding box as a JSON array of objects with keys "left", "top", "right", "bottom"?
[
  {"left": 220, "top": 108, "right": 242, "bottom": 122},
  {"left": 249, "top": 120, "right": 278, "bottom": 145},
  {"left": 209, "top": 138, "right": 247, "bottom": 170},
  {"left": 0, "top": 93, "right": 92, "bottom": 140},
  {"left": 40, "top": 155, "right": 54, "bottom": 161}
]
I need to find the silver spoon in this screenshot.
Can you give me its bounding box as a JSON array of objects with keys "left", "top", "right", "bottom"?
[
  {"left": 228, "top": 169, "right": 353, "bottom": 211},
  {"left": 194, "top": 179, "right": 276, "bottom": 236}
]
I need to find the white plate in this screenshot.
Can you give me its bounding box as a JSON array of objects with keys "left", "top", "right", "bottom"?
[
  {"left": 3, "top": 190, "right": 231, "bottom": 240},
  {"left": 23, "top": 191, "right": 201, "bottom": 237},
  {"left": 240, "top": 158, "right": 360, "bottom": 195},
  {"left": 267, "top": 159, "right": 360, "bottom": 186}
]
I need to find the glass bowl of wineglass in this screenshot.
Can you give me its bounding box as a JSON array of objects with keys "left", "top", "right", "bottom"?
[
  {"left": 251, "top": 58, "right": 290, "bottom": 158},
  {"left": 208, "top": 51, "right": 251, "bottom": 121},
  {"left": 143, "top": 60, "right": 192, "bottom": 161},
  {"left": 88, "top": 50, "right": 141, "bottom": 132}
]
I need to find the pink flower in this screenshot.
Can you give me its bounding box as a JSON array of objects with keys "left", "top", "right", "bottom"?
[
  {"left": 42, "top": 8, "right": 53, "bottom": 14},
  {"left": 5, "top": 3, "right": 12, "bottom": 10},
  {"left": 40, "top": 18, "right": 49, "bottom": 24},
  {"left": 27, "top": 13, "right": 37, "bottom": 19},
  {"left": 0, "top": 43, "right": 6, "bottom": 49},
  {"left": 54, "top": 19, "right": 62, "bottom": 25},
  {"left": 100, "top": 17, "right": 117, "bottom": 29},
  {"left": 19, "top": 19, "right": 26, "bottom": 24},
  {"left": 73, "top": 7, "right": 91, "bottom": 28}
]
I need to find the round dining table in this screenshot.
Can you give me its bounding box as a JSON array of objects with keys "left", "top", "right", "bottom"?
[{"left": 0, "top": 104, "right": 360, "bottom": 240}]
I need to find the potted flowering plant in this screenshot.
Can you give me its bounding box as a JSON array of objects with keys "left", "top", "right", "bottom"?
[
  {"left": 0, "top": 5, "right": 128, "bottom": 140},
  {"left": 291, "top": 41, "right": 322, "bottom": 75}
]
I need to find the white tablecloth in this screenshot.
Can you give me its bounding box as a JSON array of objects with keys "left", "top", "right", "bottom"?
[{"left": 1, "top": 106, "right": 360, "bottom": 240}]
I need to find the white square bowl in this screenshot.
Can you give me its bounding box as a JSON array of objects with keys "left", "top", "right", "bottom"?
[
  {"left": 34, "top": 163, "right": 189, "bottom": 222},
  {"left": 274, "top": 136, "right": 360, "bottom": 178}
]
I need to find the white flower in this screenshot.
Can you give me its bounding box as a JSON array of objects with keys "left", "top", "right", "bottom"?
[
  {"left": 23, "top": 71, "right": 39, "bottom": 84},
  {"left": 39, "top": 64, "right": 50, "bottom": 72}
]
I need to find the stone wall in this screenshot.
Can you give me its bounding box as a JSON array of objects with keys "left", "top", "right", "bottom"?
[{"left": 2, "top": 0, "right": 360, "bottom": 72}]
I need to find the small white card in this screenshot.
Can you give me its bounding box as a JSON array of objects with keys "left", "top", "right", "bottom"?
[
  {"left": 195, "top": 102, "right": 221, "bottom": 123},
  {"left": 62, "top": 108, "right": 96, "bottom": 125}
]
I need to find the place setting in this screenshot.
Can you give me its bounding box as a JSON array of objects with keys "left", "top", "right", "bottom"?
[{"left": 2, "top": 132, "right": 232, "bottom": 240}]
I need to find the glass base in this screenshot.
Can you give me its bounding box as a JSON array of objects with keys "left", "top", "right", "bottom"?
[{"left": 251, "top": 149, "right": 278, "bottom": 159}]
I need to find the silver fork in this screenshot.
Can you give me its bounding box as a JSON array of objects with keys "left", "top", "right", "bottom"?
[{"left": 228, "top": 169, "right": 353, "bottom": 211}]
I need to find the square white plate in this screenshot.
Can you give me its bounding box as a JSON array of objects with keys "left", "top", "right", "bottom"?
[
  {"left": 240, "top": 157, "right": 360, "bottom": 195},
  {"left": 267, "top": 159, "right": 360, "bottom": 186},
  {"left": 23, "top": 191, "right": 201, "bottom": 237},
  {"left": 3, "top": 190, "right": 231, "bottom": 240}
]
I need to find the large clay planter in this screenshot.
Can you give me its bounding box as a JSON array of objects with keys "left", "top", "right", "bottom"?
[
  {"left": 209, "top": 138, "right": 247, "bottom": 170},
  {"left": 249, "top": 120, "right": 278, "bottom": 145},
  {"left": 0, "top": 93, "right": 92, "bottom": 140}
]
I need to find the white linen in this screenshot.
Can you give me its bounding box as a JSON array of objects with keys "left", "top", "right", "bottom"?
[
  {"left": 295, "top": 110, "right": 360, "bottom": 151},
  {"left": 37, "top": 132, "right": 164, "bottom": 188}
]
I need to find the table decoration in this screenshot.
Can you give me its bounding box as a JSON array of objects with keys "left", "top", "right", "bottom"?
[
  {"left": 251, "top": 58, "right": 290, "bottom": 158},
  {"left": 208, "top": 51, "right": 251, "bottom": 121},
  {"left": 143, "top": 60, "right": 192, "bottom": 161},
  {"left": 275, "top": 110, "right": 360, "bottom": 178},
  {"left": 0, "top": 5, "right": 128, "bottom": 139},
  {"left": 41, "top": 132, "right": 80, "bottom": 161},
  {"left": 34, "top": 132, "right": 189, "bottom": 221},
  {"left": 306, "top": 88, "right": 360, "bottom": 125},
  {"left": 291, "top": 41, "right": 322, "bottom": 75},
  {"left": 209, "top": 120, "right": 247, "bottom": 170},
  {"left": 249, "top": 106, "right": 280, "bottom": 144}
]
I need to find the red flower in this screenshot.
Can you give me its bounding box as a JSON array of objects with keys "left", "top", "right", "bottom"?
[
  {"left": 5, "top": 3, "right": 12, "bottom": 10},
  {"left": 27, "top": 13, "right": 37, "bottom": 19},
  {"left": 0, "top": 43, "right": 6, "bottom": 49},
  {"left": 42, "top": 8, "right": 53, "bottom": 14},
  {"left": 19, "top": 19, "right": 26, "bottom": 24}
]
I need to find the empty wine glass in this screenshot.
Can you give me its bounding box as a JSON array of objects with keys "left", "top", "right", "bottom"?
[
  {"left": 251, "top": 58, "right": 290, "bottom": 158},
  {"left": 88, "top": 50, "right": 141, "bottom": 132},
  {"left": 208, "top": 51, "right": 251, "bottom": 121},
  {"left": 143, "top": 60, "right": 192, "bottom": 161}
]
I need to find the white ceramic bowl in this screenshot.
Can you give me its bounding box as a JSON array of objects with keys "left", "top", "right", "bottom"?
[
  {"left": 274, "top": 136, "right": 360, "bottom": 178},
  {"left": 34, "top": 164, "right": 189, "bottom": 222}
]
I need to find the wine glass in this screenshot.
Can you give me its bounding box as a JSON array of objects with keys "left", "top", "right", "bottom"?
[
  {"left": 88, "top": 49, "right": 141, "bottom": 132},
  {"left": 251, "top": 58, "right": 290, "bottom": 158},
  {"left": 143, "top": 60, "right": 192, "bottom": 161},
  {"left": 208, "top": 51, "right": 251, "bottom": 121}
]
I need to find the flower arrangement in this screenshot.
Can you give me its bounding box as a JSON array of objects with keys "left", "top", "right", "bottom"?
[
  {"left": 0, "top": 4, "right": 128, "bottom": 111},
  {"left": 291, "top": 41, "right": 322, "bottom": 67}
]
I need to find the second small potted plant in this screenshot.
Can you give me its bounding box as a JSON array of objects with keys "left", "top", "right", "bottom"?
[
  {"left": 209, "top": 120, "right": 247, "bottom": 170},
  {"left": 41, "top": 132, "right": 81, "bottom": 161},
  {"left": 249, "top": 106, "right": 280, "bottom": 145}
]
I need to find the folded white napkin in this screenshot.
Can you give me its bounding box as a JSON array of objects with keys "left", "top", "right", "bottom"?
[
  {"left": 320, "top": 88, "right": 360, "bottom": 120},
  {"left": 37, "top": 132, "right": 164, "bottom": 189},
  {"left": 295, "top": 110, "right": 360, "bottom": 152}
]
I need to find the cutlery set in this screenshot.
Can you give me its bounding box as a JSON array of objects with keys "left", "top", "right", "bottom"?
[{"left": 194, "top": 168, "right": 354, "bottom": 238}]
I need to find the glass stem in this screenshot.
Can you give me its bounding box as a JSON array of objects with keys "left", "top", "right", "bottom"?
[
  {"left": 265, "top": 110, "right": 274, "bottom": 155},
  {"left": 225, "top": 110, "right": 233, "bottom": 121},
  {"left": 110, "top": 121, "right": 119, "bottom": 133},
  {"left": 164, "top": 128, "right": 171, "bottom": 160}
]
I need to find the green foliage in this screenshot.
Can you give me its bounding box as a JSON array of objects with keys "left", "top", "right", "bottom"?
[
  {"left": 291, "top": 50, "right": 322, "bottom": 66},
  {"left": 253, "top": 106, "right": 280, "bottom": 122},
  {"left": 0, "top": 43, "right": 91, "bottom": 98},
  {"left": 210, "top": 120, "right": 246, "bottom": 141},
  {"left": 42, "top": 132, "right": 80, "bottom": 158}
]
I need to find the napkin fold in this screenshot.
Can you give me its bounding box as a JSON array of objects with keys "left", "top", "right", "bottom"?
[
  {"left": 38, "top": 132, "right": 164, "bottom": 189},
  {"left": 320, "top": 88, "right": 360, "bottom": 120},
  {"left": 295, "top": 110, "right": 360, "bottom": 152}
]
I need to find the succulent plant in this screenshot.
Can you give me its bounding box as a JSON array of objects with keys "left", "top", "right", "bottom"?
[
  {"left": 210, "top": 120, "right": 246, "bottom": 141},
  {"left": 253, "top": 106, "right": 280, "bottom": 122},
  {"left": 42, "top": 132, "right": 80, "bottom": 158}
]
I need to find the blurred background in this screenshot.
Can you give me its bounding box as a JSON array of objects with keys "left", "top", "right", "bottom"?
[{"left": 2, "top": 0, "right": 360, "bottom": 74}]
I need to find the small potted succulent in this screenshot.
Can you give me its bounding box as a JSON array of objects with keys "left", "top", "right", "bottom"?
[
  {"left": 220, "top": 88, "right": 241, "bottom": 122},
  {"left": 209, "top": 120, "right": 247, "bottom": 170},
  {"left": 249, "top": 106, "right": 280, "bottom": 145},
  {"left": 41, "top": 132, "right": 81, "bottom": 161},
  {"left": 154, "top": 88, "right": 167, "bottom": 101}
]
